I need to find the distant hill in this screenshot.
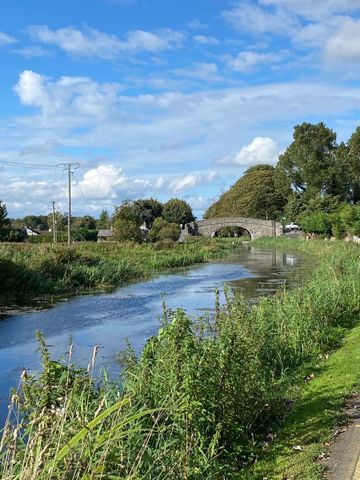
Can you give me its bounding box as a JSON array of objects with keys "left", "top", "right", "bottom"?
[{"left": 204, "top": 164, "right": 289, "bottom": 220}]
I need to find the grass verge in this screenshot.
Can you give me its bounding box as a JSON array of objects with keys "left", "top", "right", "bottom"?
[{"left": 240, "top": 321, "right": 360, "bottom": 479}]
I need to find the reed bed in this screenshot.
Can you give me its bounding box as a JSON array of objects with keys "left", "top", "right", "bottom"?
[
  {"left": 0, "top": 238, "right": 237, "bottom": 308},
  {"left": 1, "top": 239, "right": 359, "bottom": 479}
]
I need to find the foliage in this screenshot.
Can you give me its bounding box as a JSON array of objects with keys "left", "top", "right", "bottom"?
[
  {"left": 132, "top": 198, "right": 163, "bottom": 228},
  {"left": 114, "top": 198, "right": 163, "bottom": 229},
  {"left": 148, "top": 217, "right": 180, "bottom": 242},
  {"left": 162, "top": 198, "right": 195, "bottom": 225},
  {"left": 277, "top": 122, "right": 338, "bottom": 196},
  {"left": 73, "top": 215, "right": 97, "bottom": 230},
  {"left": 96, "top": 209, "right": 111, "bottom": 229},
  {"left": 22, "top": 214, "right": 49, "bottom": 231},
  {"left": 298, "top": 211, "right": 332, "bottom": 235},
  {"left": 205, "top": 165, "right": 289, "bottom": 220},
  {"left": 0, "top": 201, "right": 9, "bottom": 228},
  {"left": 71, "top": 228, "right": 98, "bottom": 242},
  {"left": 113, "top": 217, "right": 143, "bottom": 243}
]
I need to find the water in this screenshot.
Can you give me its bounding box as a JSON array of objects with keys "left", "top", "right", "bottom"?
[{"left": 0, "top": 247, "right": 312, "bottom": 419}]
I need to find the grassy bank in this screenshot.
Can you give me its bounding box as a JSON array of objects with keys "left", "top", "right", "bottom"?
[
  {"left": 1, "top": 239, "right": 360, "bottom": 479},
  {"left": 0, "top": 238, "right": 239, "bottom": 310}
]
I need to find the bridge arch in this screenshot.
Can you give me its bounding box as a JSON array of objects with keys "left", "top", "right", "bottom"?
[
  {"left": 211, "top": 225, "right": 252, "bottom": 238},
  {"left": 187, "top": 217, "right": 282, "bottom": 241}
]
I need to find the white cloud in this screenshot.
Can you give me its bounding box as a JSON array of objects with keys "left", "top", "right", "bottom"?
[
  {"left": 193, "top": 35, "right": 219, "bottom": 45},
  {"left": 174, "top": 62, "right": 220, "bottom": 81},
  {"left": 20, "top": 139, "right": 59, "bottom": 156},
  {"left": 218, "top": 137, "right": 279, "bottom": 166},
  {"left": 325, "top": 18, "right": 360, "bottom": 62},
  {"left": 14, "top": 70, "right": 120, "bottom": 118},
  {"left": 28, "top": 25, "right": 185, "bottom": 59},
  {"left": 188, "top": 19, "right": 209, "bottom": 30},
  {"left": 15, "top": 46, "right": 52, "bottom": 58},
  {"left": 223, "top": 2, "right": 298, "bottom": 36},
  {"left": 169, "top": 172, "right": 218, "bottom": 193},
  {"left": 260, "top": 0, "right": 360, "bottom": 20},
  {"left": 226, "top": 50, "right": 281, "bottom": 72},
  {"left": 0, "top": 32, "right": 17, "bottom": 46},
  {"left": 76, "top": 164, "right": 126, "bottom": 199}
]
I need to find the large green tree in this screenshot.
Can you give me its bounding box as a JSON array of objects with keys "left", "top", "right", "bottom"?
[
  {"left": 162, "top": 199, "right": 194, "bottom": 225},
  {"left": 204, "top": 165, "right": 289, "bottom": 220},
  {"left": 277, "top": 122, "right": 340, "bottom": 197}
]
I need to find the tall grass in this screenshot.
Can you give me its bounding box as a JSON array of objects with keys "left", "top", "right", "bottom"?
[
  {"left": 0, "top": 238, "right": 239, "bottom": 308},
  {"left": 1, "top": 240, "right": 359, "bottom": 478}
]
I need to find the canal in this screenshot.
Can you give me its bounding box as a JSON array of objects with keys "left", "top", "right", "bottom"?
[{"left": 0, "top": 246, "right": 313, "bottom": 420}]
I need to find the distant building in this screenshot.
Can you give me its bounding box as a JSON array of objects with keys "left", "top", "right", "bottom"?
[
  {"left": 24, "top": 226, "right": 41, "bottom": 236},
  {"left": 97, "top": 229, "right": 113, "bottom": 242}
]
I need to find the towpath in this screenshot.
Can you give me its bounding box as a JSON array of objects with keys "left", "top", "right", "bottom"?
[{"left": 323, "top": 396, "right": 360, "bottom": 479}]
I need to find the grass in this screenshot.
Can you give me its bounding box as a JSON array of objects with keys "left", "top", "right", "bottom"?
[
  {"left": 0, "top": 237, "right": 242, "bottom": 310},
  {"left": 1, "top": 238, "right": 360, "bottom": 479},
  {"left": 242, "top": 321, "right": 360, "bottom": 480}
]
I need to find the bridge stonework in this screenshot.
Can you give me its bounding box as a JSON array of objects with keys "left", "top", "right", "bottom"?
[{"left": 182, "top": 217, "right": 282, "bottom": 241}]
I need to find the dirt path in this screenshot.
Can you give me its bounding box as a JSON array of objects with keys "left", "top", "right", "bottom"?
[{"left": 323, "top": 396, "right": 360, "bottom": 479}]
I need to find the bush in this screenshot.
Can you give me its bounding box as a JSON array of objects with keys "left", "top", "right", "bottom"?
[{"left": 148, "top": 218, "right": 180, "bottom": 242}]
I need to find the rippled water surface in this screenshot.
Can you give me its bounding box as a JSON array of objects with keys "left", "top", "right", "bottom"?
[{"left": 0, "top": 246, "right": 313, "bottom": 419}]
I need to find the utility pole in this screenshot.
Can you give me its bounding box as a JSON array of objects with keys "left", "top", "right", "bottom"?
[
  {"left": 57, "top": 162, "right": 80, "bottom": 246},
  {"left": 52, "top": 201, "right": 57, "bottom": 244}
]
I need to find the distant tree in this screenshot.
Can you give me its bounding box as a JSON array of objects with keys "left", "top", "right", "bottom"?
[
  {"left": 347, "top": 127, "right": 360, "bottom": 203},
  {"left": 97, "top": 210, "right": 111, "bottom": 229},
  {"left": 0, "top": 201, "right": 9, "bottom": 228},
  {"left": 132, "top": 198, "right": 163, "bottom": 228},
  {"left": 113, "top": 218, "right": 142, "bottom": 243},
  {"left": 113, "top": 201, "right": 140, "bottom": 225},
  {"left": 74, "top": 215, "right": 97, "bottom": 230},
  {"left": 23, "top": 215, "right": 49, "bottom": 231},
  {"left": 205, "top": 165, "right": 289, "bottom": 220},
  {"left": 148, "top": 217, "right": 180, "bottom": 242},
  {"left": 162, "top": 199, "right": 194, "bottom": 225}
]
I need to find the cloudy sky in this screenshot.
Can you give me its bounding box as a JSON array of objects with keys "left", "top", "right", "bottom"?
[{"left": 1, "top": 0, "right": 360, "bottom": 218}]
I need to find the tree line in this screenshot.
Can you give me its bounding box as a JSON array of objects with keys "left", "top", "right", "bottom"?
[{"left": 0, "top": 198, "right": 195, "bottom": 243}]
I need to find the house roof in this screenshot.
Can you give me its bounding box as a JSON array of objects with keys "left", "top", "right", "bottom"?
[{"left": 97, "top": 229, "right": 113, "bottom": 237}]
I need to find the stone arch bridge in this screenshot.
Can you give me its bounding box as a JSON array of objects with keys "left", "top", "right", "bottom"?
[{"left": 182, "top": 217, "right": 283, "bottom": 241}]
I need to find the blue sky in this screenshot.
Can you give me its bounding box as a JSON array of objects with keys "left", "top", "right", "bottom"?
[{"left": 1, "top": 0, "right": 360, "bottom": 218}]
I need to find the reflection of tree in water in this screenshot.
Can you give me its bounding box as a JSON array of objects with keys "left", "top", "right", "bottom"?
[
  {"left": 225, "top": 248, "right": 311, "bottom": 303},
  {"left": 213, "top": 226, "right": 251, "bottom": 238}
]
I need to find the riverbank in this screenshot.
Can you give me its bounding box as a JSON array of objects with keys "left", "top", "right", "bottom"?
[
  {"left": 1, "top": 238, "right": 359, "bottom": 479},
  {"left": 0, "top": 238, "right": 241, "bottom": 312}
]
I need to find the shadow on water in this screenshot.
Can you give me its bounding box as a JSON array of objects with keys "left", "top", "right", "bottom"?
[{"left": 0, "top": 246, "right": 314, "bottom": 421}]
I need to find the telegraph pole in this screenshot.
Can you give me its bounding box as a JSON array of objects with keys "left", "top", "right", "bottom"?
[
  {"left": 57, "top": 162, "right": 80, "bottom": 246},
  {"left": 52, "top": 200, "right": 57, "bottom": 244}
]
